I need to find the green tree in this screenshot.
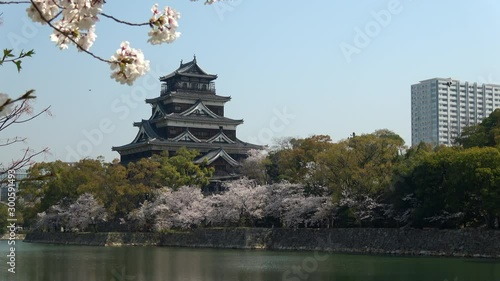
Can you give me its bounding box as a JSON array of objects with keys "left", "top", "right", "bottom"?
[
  {"left": 395, "top": 146, "right": 500, "bottom": 228},
  {"left": 456, "top": 109, "right": 500, "bottom": 148},
  {"left": 127, "top": 148, "right": 213, "bottom": 190},
  {"left": 266, "top": 135, "right": 333, "bottom": 193},
  {"left": 0, "top": 204, "right": 8, "bottom": 235},
  {"left": 315, "top": 130, "right": 405, "bottom": 197},
  {"left": 154, "top": 148, "right": 214, "bottom": 189},
  {"left": 102, "top": 160, "right": 149, "bottom": 219}
]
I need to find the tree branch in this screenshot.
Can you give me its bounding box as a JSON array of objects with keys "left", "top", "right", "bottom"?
[
  {"left": 100, "top": 12, "right": 149, "bottom": 27},
  {"left": 0, "top": 137, "right": 27, "bottom": 147},
  {"left": 29, "top": 0, "right": 112, "bottom": 64},
  {"left": 0, "top": 147, "right": 50, "bottom": 178},
  {"left": 0, "top": 98, "right": 51, "bottom": 138},
  {"left": 0, "top": 1, "right": 30, "bottom": 4}
]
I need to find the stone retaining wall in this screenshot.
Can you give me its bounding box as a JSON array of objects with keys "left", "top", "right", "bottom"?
[{"left": 24, "top": 228, "right": 500, "bottom": 258}]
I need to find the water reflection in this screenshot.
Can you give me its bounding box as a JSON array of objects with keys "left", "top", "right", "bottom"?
[{"left": 0, "top": 241, "right": 499, "bottom": 281}]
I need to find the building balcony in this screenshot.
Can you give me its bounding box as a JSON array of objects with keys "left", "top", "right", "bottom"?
[{"left": 161, "top": 82, "right": 216, "bottom": 95}]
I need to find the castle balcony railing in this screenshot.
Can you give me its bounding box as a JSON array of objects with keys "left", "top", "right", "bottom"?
[{"left": 161, "top": 82, "right": 216, "bottom": 95}]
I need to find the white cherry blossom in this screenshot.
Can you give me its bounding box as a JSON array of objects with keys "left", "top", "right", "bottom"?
[
  {"left": 26, "top": 0, "right": 60, "bottom": 25},
  {"left": 148, "top": 4, "right": 181, "bottom": 45},
  {"left": 109, "top": 42, "right": 150, "bottom": 85}
]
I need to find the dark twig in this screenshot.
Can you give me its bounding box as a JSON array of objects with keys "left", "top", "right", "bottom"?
[
  {"left": 100, "top": 12, "right": 149, "bottom": 27},
  {"left": 0, "top": 1, "right": 30, "bottom": 4}
]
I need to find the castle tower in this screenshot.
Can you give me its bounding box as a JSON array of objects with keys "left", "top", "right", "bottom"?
[{"left": 112, "top": 57, "right": 263, "bottom": 178}]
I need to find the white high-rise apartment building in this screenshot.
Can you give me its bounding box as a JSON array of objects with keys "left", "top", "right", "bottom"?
[{"left": 411, "top": 78, "right": 500, "bottom": 146}]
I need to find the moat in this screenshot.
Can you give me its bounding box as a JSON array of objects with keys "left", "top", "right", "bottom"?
[{"left": 1, "top": 240, "right": 499, "bottom": 281}]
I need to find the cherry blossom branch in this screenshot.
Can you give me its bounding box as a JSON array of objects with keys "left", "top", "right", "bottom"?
[
  {"left": 29, "top": 0, "right": 111, "bottom": 63},
  {"left": 0, "top": 1, "right": 30, "bottom": 4},
  {"left": 0, "top": 97, "right": 51, "bottom": 132},
  {"left": 47, "top": 9, "right": 61, "bottom": 23},
  {"left": 0, "top": 136, "right": 27, "bottom": 146},
  {"left": 0, "top": 147, "right": 49, "bottom": 177}
]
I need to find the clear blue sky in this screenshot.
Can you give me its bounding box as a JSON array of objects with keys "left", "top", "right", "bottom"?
[{"left": 2, "top": 0, "right": 500, "bottom": 165}]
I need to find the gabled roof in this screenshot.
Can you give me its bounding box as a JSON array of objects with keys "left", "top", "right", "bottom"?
[
  {"left": 150, "top": 103, "right": 168, "bottom": 119},
  {"left": 207, "top": 130, "right": 236, "bottom": 144},
  {"left": 153, "top": 114, "right": 243, "bottom": 126},
  {"left": 160, "top": 56, "right": 217, "bottom": 81},
  {"left": 180, "top": 100, "right": 220, "bottom": 118},
  {"left": 194, "top": 148, "right": 240, "bottom": 167},
  {"left": 131, "top": 120, "right": 161, "bottom": 143},
  {"left": 170, "top": 129, "right": 202, "bottom": 143},
  {"left": 153, "top": 99, "right": 243, "bottom": 125}
]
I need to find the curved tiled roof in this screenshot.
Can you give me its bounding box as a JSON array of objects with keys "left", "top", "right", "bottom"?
[
  {"left": 180, "top": 100, "right": 220, "bottom": 118},
  {"left": 207, "top": 130, "right": 236, "bottom": 144},
  {"left": 130, "top": 120, "right": 162, "bottom": 143},
  {"left": 159, "top": 57, "right": 217, "bottom": 81},
  {"left": 194, "top": 148, "right": 240, "bottom": 167},
  {"left": 112, "top": 137, "right": 264, "bottom": 153},
  {"left": 170, "top": 129, "right": 202, "bottom": 143}
]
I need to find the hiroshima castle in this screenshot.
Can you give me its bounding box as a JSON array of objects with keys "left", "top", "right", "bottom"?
[{"left": 112, "top": 56, "right": 263, "bottom": 178}]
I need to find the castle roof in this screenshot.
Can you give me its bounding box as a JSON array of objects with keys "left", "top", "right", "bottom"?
[
  {"left": 146, "top": 92, "right": 231, "bottom": 104},
  {"left": 112, "top": 137, "right": 263, "bottom": 154},
  {"left": 160, "top": 56, "right": 217, "bottom": 81},
  {"left": 143, "top": 100, "right": 244, "bottom": 126},
  {"left": 194, "top": 148, "right": 240, "bottom": 167}
]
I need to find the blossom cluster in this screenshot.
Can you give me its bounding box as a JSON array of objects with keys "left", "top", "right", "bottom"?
[
  {"left": 148, "top": 4, "right": 181, "bottom": 45},
  {"left": 109, "top": 41, "right": 150, "bottom": 86},
  {"left": 27, "top": 0, "right": 103, "bottom": 51}
]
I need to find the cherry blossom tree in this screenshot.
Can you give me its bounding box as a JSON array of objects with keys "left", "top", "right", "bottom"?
[
  {"left": 239, "top": 149, "right": 269, "bottom": 184},
  {"left": 262, "top": 182, "right": 332, "bottom": 228},
  {"left": 205, "top": 178, "right": 268, "bottom": 226},
  {"left": 125, "top": 180, "right": 344, "bottom": 231},
  {"left": 154, "top": 186, "right": 206, "bottom": 230},
  {"left": 129, "top": 186, "right": 207, "bottom": 231},
  {"left": 66, "top": 193, "right": 107, "bottom": 232},
  {"left": 35, "top": 203, "right": 68, "bottom": 232},
  {"left": 334, "top": 188, "right": 395, "bottom": 227},
  {"left": 262, "top": 182, "right": 304, "bottom": 223},
  {"left": 127, "top": 200, "right": 154, "bottom": 232},
  {"left": 310, "top": 198, "right": 335, "bottom": 228},
  {"left": 35, "top": 193, "right": 106, "bottom": 232}
]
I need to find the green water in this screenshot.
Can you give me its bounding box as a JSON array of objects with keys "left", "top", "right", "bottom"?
[{"left": 0, "top": 241, "right": 499, "bottom": 281}]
